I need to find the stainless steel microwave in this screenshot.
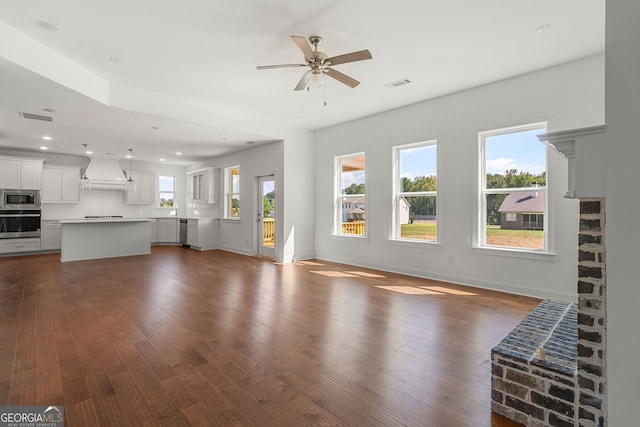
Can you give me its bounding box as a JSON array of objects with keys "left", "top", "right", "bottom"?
[{"left": 0, "top": 189, "right": 41, "bottom": 209}]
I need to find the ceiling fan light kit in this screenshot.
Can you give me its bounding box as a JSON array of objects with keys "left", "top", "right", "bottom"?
[{"left": 257, "top": 35, "right": 372, "bottom": 91}]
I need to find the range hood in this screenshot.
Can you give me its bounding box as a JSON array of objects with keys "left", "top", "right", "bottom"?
[{"left": 82, "top": 157, "right": 127, "bottom": 191}]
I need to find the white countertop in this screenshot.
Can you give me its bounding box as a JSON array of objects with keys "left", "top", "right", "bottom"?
[{"left": 59, "top": 218, "right": 153, "bottom": 224}]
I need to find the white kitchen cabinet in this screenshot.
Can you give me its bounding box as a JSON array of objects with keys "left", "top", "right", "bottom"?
[
  {"left": 187, "top": 167, "right": 215, "bottom": 204},
  {"left": 0, "top": 156, "right": 43, "bottom": 189},
  {"left": 186, "top": 218, "right": 218, "bottom": 250},
  {"left": 126, "top": 172, "right": 154, "bottom": 204},
  {"left": 0, "top": 238, "right": 41, "bottom": 254},
  {"left": 42, "top": 220, "right": 62, "bottom": 250},
  {"left": 149, "top": 219, "right": 157, "bottom": 243},
  {"left": 42, "top": 166, "right": 80, "bottom": 203},
  {"left": 157, "top": 218, "right": 178, "bottom": 243}
]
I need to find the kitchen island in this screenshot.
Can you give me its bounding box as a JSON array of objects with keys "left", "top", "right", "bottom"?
[{"left": 59, "top": 218, "right": 152, "bottom": 262}]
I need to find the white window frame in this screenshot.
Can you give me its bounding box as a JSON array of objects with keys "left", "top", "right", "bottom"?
[
  {"left": 334, "top": 152, "right": 367, "bottom": 238},
  {"left": 392, "top": 140, "right": 438, "bottom": 243},
  {"left": 158, "top": 175, "right": 175, "bottom": 209},
  {"left": 477, "top": 122, "right": 550, "bottom": 253},
  {"left": 224, "top": 165, "right": 240, "bottom": 220}
]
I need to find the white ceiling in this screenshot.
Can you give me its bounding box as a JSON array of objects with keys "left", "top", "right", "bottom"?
[{"left": 0, "top": 0, "right": 605, "bottom": 165}]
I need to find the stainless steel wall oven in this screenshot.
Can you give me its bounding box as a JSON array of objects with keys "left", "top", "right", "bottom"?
[{"left": 0, "top": 190, "right": 41, "bottom": 238}]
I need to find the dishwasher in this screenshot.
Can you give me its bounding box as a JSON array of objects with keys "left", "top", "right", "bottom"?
[{"left": 179, "top": 218, "right": 188, "bottom": 246}]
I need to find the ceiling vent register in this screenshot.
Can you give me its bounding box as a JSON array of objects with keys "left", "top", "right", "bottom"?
[{"left": 19, "top": 111, "right": 53, "bottom": 122}]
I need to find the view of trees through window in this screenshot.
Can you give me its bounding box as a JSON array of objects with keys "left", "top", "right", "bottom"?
[
  {"left": 481, "top": 124, "right": 547, "bottom": 250},
  {"left": 396, "top": 142, "right": 437, "bottom": 241},
  {"left": 159, "top": 175, "right": 174, "bottom": 208}
]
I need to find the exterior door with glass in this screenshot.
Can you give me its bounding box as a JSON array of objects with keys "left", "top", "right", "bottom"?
[{"left": 258, "top": 176, "right": 275, "bottom": 258}]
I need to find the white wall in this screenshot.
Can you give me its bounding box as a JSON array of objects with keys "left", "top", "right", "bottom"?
[
  {"left": 283, "top": 128, "right": 315, "bottom": 261},
  {"left": 314, "top": 55, "right": 605, "bottom": 300},
  {"left": 605, "top": 0, "right": 640, "bottom": 423}
]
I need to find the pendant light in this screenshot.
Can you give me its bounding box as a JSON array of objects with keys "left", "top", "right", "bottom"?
[
  {"left": 125, "top": 148, "right": 136, "bottom": 192},
  {"left": 80, "top": 144, "right": 91, "bottom": 190}
]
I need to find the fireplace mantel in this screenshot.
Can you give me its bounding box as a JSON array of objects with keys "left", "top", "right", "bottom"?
[{"left": 538, "top": 125, "right": 606, "bottom": 199}]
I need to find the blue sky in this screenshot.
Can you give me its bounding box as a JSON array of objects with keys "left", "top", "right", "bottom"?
[
  {"left": 159, "top": 175, "right": 174, "bottom": 192},
  {"left": 399, "top": 144, "right": 437, "bottom": 179},
  {"left": 485, "top": 128, "right": 546, "bottom": 175},
  {"left": 262, "top": 179, "right": 274, "bottom": 196}
]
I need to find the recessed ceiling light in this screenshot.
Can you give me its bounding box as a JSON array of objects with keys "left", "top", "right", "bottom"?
[
  {"left": 40, "top": 146, "right": 48, "bottom": 150},
  {"left": 42, "top": 135, "right": 52, "bottom": 141},
  {"left": 160, "top": 158, "right": 166, "bottom": 162},
  {"left": 175, "top": 152, "right": 182, "bottom": 155},
  {"left": 35, "top": 20, "right": 58, "bottom": 32}
]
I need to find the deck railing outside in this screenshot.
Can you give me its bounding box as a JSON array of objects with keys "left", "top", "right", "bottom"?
[
  {"left": 263, "top": 218, "right": 275, "bottom": 246},
  {"left": 341, "top": 221, "right": 366, "bottom": 235}
]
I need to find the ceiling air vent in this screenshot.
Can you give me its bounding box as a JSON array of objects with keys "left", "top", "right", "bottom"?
[
  {"left": 19, "top": 111, "right": 53, "bottom": 122},
  {"left": 384, "top": 78, "right": 412, "bottom": 88}
]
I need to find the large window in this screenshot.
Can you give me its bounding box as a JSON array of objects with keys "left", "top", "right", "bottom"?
[
  {"left": 479, "top": 123, "right": 548, "bottom": 251},
  {"left": 159, "top": 175, "right": 174, "bottom": 208},
  {"left": 394, "top": 140, "right": 438, "bottom": 241},
  {"left": 335, "top": 153, "right": 366, "bottom": 236},
  {"left": 224, "top": 166, "right": 240, "bottom": 219}
]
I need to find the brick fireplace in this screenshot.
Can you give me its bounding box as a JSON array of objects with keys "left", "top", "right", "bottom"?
[{"left": 491, "top": 126, "right": 607, "bottom": 426}]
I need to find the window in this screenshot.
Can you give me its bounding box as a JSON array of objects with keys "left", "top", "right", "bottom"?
[
  {"left": 479, "top": 123, "right": 548, "bottom": 251},
  {"left": 394, "top": 140, "right": 438, "bottom": 241},
  {"left": 159, "top": 175, "right": 174, "bottom": 208},
  {"left": 335, "top": 153, "right": 366, "bottom": 236},
  {"left": 224, "top": 166, "right": 240, "bottom": 219}
]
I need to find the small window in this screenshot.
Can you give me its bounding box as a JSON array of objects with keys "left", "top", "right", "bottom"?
[
  {"left": 224, "top": 166, "right": 240, "bottom": 219},
  {"left": 479, "top": 123, "right": 548, "bottom": 250},
  {"left": 335, "top": 153, "right": 366, "bottom": 236},
  {"left": 393, "top": 140, "right": 438, "bottom": 241},
  {"left": 159, "top": 175, "right": 175, "bottom": 208}
]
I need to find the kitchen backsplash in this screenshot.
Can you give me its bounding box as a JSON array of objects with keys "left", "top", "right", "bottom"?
[{"left": 43, "top": 190, "right": 168, "bottom": 219}]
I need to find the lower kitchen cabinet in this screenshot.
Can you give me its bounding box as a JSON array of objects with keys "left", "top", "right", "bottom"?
[
  {"left": 149, "top": 219, "right": 157, "bottom": 243},
  {"left": 186, "top": 218, "right": 218, "bottom": 250},
  {"left": 42, "top": 220, "right": 62, "bottom": 250},
  {"left": 157, "top": 218, "right": 178, "bottom": 243},
  {"left": 0, "top": 238, "right": 41, "bottom": 254}
]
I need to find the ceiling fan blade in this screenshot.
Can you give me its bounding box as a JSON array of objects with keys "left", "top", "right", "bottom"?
[
  {"left": 325, "top": 68, "right": 360, "bottom": 88},
  {"left": 294, "top": 70, "right": 311, "bottom": 91},
  {"left": 256, "top": 64, "right": 307, "bottom": 70},
  {"left": 291, "top": 36, "right": 314, "bottom": 59},
  {"left": 326, "top": 49, "right": 372, "bottom": 66}
]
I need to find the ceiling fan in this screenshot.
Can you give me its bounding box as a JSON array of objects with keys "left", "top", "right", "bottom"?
[{"left": 257, "top": 36, "right": 372, "bottom": 91}]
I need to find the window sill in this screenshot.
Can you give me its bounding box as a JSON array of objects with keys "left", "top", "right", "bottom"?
[
  {"left": 472, "top": 245, "right": 556, "bottom": 262},
  {"left": 388, "top": 238, "right": 442, "bottom": 249},
  {"left": 330, "top": 234, "right": 368, "bottom": 242},
  {"left": 222, "top": 218, "right": 241, "bottom": 223}
]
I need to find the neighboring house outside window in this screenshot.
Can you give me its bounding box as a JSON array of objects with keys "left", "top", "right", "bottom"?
[
  {"left": 159, "top": 175, "right": 175, "bottom": 208},
  {"left": 479, "top": 122, "right": 548, "bottom": 251},
  {"left": 393, "top": 140, "right": 438, "bottom": 242},
  {"left": 224, "top": 166, "right": 240, "bottom": 219},
  {"left": 335, "top": 153, "right": 366, "bottom": 236}
]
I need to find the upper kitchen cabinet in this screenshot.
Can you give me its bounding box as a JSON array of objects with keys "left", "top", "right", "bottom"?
[
  {"left": 126, "top": 172, "right": 154, "bottom": 204},
  {"left": 0, "top": 156, "right": 44, "bottom": 190},
  {"left": 188, "top": 167, "right": 216, "bottom": 204},
  {"left": 42, "top": 166, "right": 80, "bottom": 203}
]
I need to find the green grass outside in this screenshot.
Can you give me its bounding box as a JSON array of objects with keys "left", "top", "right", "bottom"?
[
  {"left": 401, "top": 223, "right": 544, "bottom": 247},
  {"left": 485, "top": 225, "right": 544, "bottom": 238},
  {"left": 400, "top": 223, "right": 437, "bottom": 240}
]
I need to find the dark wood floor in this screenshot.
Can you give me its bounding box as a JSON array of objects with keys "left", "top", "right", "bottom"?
[{"left": 0, "top": 247, "right": 537, "bottom": 426}]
